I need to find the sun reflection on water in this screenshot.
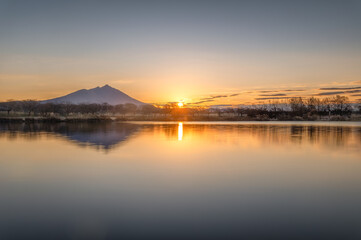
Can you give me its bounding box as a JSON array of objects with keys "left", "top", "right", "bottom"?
[{"left": 178, "top": 122, "right": 183, "bottom": 141}]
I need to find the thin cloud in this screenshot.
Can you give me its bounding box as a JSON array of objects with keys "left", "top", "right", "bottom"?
[
  {"left": 319, "top": 87, "right": 361, "bottom": 90},
  {"left": 346, "top": 90, "right": 361, "bottom": 93},
  {"left": 200, "top": 93, "right": 239, "bottom": 101},
  {"left": 316, "top": 89, "right": 361, "bottom": 96},
  {"left": 316, "top": 91, "right": 345, "bottom": 96},
  {"left": 259, "top": 90, "right": 277, "bottom": 93},
  {"left": 191, "top": 99, "right": 215, "bottom": 104},
  {"left": 283, "top": 89, "right": 306, "bottom": 92},
  {"left": 200, "top": 95, "right": 227, "bottom": 100},
  {"left": 255, "top": 97, "right": 292, "bottom": 100},
  {"left": 210, "top": 104, "right": 233, "bottom": 108},
  {"left": 212, "top": 95, "right": 228, "bottom": 98},
  {"left": 258, "top": 89, "right": 305, "bottom": 93},
  {"left": 259, "top": 93, "right": 287, "bottom": 97}
]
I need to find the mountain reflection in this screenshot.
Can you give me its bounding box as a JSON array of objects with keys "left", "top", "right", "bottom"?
[
  {"left": 0, "top": 122, "right": 141, "bottom": 151},
  {"left": 0, "top": 122, "right": 360, "bottom": 152}
]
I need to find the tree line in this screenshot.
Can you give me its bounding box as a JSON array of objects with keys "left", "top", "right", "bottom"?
[
  {"left": 0, "top": 95, "right": 360, "bottom": 120},
  {"left": 0, "top": 101, "right": 158, "bottom": 117}
]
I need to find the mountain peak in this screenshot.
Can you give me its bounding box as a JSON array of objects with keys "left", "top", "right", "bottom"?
[
  {"left": 101, "top": 84, "right": 112, "bottom": 89},
  {"left": 44, "top": 85, "right": 145, "bottom": 105}
]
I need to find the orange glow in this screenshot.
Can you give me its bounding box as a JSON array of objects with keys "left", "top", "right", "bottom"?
[
  {"left": 178, "top": 122, "right": 183, "bottom": 141},
  {"left": 178, "top": 102, "right": 184, "bottom": 107}
]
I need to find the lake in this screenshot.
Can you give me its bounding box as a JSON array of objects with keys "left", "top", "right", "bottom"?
[{"left": 0, "top": 121, "right": 361, "bottom": 239}]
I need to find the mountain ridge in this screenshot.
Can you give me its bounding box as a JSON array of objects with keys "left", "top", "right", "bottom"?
[{"left": 43, "top": 85, "right": 145, "bottom": 105}]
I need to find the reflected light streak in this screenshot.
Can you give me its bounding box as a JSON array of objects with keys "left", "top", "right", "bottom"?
[{"left": 178, "top": 122, "right": 183, "bottom": 141}]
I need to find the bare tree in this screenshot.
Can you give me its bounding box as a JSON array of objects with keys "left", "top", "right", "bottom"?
[
  {"left": 141, "top": 104, "right": 158, "bottom": 116},
  {"left": 331, "top": 95, "right": 351, "bottom": 115},
  {"left": 289, "top": 97, "right": 306, "bottom": 115},
  {"left": 124, "top": 103, "right": 137, "bottom": 115},
  {"left": 21, "top": 100, "right": 39, "bottom": 116}
]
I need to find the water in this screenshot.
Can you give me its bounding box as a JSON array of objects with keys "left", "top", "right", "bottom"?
[{"left": 0, "top": 122, "right": 361, "bottom": 239}]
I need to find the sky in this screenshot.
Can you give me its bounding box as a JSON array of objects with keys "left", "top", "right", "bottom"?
[{"left": 1, "top": 0, "right": 361, "bottom": 105}]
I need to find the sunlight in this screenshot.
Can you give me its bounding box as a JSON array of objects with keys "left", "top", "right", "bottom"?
[
  {"left": 178, "top": 122, "right": 183, "bottom": 141},
  {"left": 177, "top": 102, "right": 184, "bottom": 107}
]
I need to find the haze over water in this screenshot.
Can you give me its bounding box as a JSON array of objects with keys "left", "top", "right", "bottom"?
[{"left": 0, "top": 122, "right": 361, "bottom": 239}]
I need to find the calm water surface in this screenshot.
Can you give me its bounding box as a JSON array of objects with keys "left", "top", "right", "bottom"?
[{"left": 0, "top": 122, "right": 361, "bottom": 239}]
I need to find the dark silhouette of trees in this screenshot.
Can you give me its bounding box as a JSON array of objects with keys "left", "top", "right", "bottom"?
[
  {"left": 289, "top": 97, "right": 307, "bottom": 116},
  {"left": 63, "top": 103, "right": 77, "bottom": 116},
  {"left": 21, "top": 100, "right": 39, "bottom": 116},
  {"left": 321, "top": 97, "right": 332, "bottom": 116},
  {"left": 140, "top": 105, "right": 158, "bottom": 116},
  {"left": 100, "top": 103, "right": 112, "bottom": 114},
  {"left": 114, "top": 104, "right": 125, "bottom": 115},
  {"left": 124, "top": 103, "right": 137, "bottom": 115},
  {"left": 0, "top": 95, "right": 358, "bottom": 121},
  {"left": 0, "top": 100, "right": 20, "bottom": 115},
  {"left": 331, "top": 95, "right": 351, "bottom": 115},
  {"left": 306, "top": 97, "right": 319, "bottom": 113},
  {"left": 37, "top": 103, "right": 54, "bottom": 116}
]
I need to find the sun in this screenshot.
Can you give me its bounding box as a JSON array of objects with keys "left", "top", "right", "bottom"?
[{"left": 177, "top": 102, "right": 184, "bottom": 107}]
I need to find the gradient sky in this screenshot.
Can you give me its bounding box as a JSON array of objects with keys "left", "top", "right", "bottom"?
[{"left": 1, "top": 0, "right": 361, "bottom": 105}]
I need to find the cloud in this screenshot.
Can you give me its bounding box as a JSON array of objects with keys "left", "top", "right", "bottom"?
[
  {"left": 316, "top": 89, "right": 361, "bottom": 96},
  {"left": 319, "top": 87, "right": 361, "bottom": 90},
  {"left": 199, "top": 93, "right": 239, "bottom": 101},
  {"left": 351, "top": 94, "right": 361, "bottom": 96},
  {"left": 191, "top": 99, "right": 215, "bottom": 104},
  {"left": 258, "top": 89, "right": 305, "bottom": 93},
  {"left": 346, "top": 90, "right": 361, "bottom": 93},
  {"left": 259, "top": 93, "right": 287, "bottom": 97},
  {"left": 316, "top": 91, "right": 346, "bottom": 96},
  {"left": 283, "top": 89, "right": 306, "bottom": 92},
  {"left": 255, "top": 97, "right": 292, "bottom": 100},
  {"left": 259, "top": 90, "right": 277, "bottom": 93},
  {"left": 210, "top": 104, "right": 233, "bottom": 108},
  {"left": 200, "top": 95, "right": 227, "bottom": 100},
  {"left": 212, "top": 95, "right": 228, "bottom": 98}
]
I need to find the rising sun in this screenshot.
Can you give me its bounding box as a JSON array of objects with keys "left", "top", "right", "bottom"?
[{"left": 177, "top": 102, "right": 184, "bottom": 107}]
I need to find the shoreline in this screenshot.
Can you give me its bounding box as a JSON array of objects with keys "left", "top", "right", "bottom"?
[{"left": 1, "top": 116, "right": 361, "bottom": 123}]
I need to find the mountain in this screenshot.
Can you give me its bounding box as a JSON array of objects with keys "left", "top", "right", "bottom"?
[{"left": 43, "top": 85, "right": 145, "bottom": 105}]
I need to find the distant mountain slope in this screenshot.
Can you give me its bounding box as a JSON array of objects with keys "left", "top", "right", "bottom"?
[{"left": 43, "top": 85, "right": 145, "bottom": 105}]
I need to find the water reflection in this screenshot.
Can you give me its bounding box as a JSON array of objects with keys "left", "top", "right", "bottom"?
[
  {"left": 0, "top": 122, "right": 140, "bottom": 151},
  {"left": 178, "top": 122, "right": 183, "bottom": 141},
  {"left": 1, "top": 122, "right": 361, "bottom": 239},
  {"left": 0, "top": 122, "right": 360, "bottom": 152}
]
